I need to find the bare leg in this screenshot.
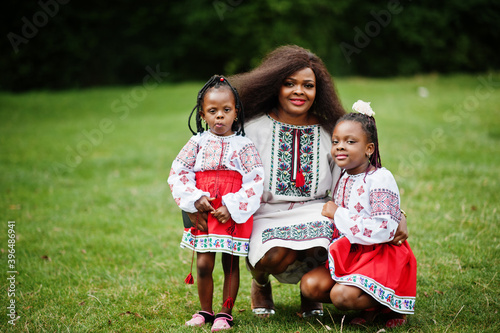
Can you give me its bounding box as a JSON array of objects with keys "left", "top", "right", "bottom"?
[
  {"left": 197, "top": 252, "right": 216, "bottom": 313},
  {"left": 330, "top": 284, "right": 385, "bottom": 324},
  {"left": 300, "top": 265, "right": 334, "bottom": 304},
  {"left": 297, "top": 247, "right": 329, "bottom": 316},
  {"left": 249, "top": 247, "right": 297, "bottom": 316},
  {"left": 220, "top": 253, "right": 239, "bottom": 315},
  {"left": 330, "top": 284, "right": 379, "bottom": 311}
]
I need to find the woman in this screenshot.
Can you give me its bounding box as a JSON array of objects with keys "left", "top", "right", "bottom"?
[{"left": 186, "top": 45, "right": 408, "bottom": 317}]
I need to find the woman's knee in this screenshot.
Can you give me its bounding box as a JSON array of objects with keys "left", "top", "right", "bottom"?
[
  {"left": 258, "top": 247, "right": 297, "bottom": 273},
  {"left": 300, "top": 272, "right": 319, "bottom": 299},
  {"left": 301, "top": 267, "right": 333, "bottom": 300}
]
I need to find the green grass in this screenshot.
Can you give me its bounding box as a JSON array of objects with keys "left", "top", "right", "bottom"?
[{"left": 1, "top": 73, "right": 499, "bottom": 332}]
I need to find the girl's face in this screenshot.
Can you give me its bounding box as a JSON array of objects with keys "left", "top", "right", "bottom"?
[
  {"left": 276, "top": 67, "right": 316, "bottom": 123},
  {"left": 331, "top": 120, "right": 374, "bottom": 175},
  {"left": 200, "top": 87, "right": 238, "bottom": 137}
]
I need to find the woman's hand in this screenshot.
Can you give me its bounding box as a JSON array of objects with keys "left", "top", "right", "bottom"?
[
  {"left": 391, "top": 214, "right": 408, "bottom": 246},
  {"left": 186, "top": 211, "right": 209, "bottom": 231},
  {"left": 212, "top": 206, "right": 231, "bottom": 224},
  {"left": 321, "top": 201, "right": 338, "bottom": 219}
]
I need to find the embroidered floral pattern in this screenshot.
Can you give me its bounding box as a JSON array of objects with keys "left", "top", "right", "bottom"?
[
  {"left": 181, "top": 230, "right": 249, "bottom": 256},
  {"left": 370, "top": 188, "right": 401, "bottom": 221},
  {"left": 202, "top": 139, "right": 229, "bottom": 170},
  {"left": 180, "top": 175, "right": 189, "bottom": 185},
  {"left": 330, "top": 271, "right": 415, "bottom": 314},
  {"left": 334, "top": 176, "right": 355, "bottom": 207},
  {"left": 175, "top": 139, "right": 198, "bottom": 169},
  {"left": 240, "top": 143, "right": 263, "bottom": 174},
  {"left": 262, "top": 219, "right": 337, "bottom": 243},
  {"left": 245, "top": 188, "right": 256, "bottom": 197},
  {"left": 350, "top": 225, "right": 360, "bottom": 235},
  {"left": 270, "top": 121, "right": 320, "bottom": 197},
  {"left": 354, "top": 202, "right": 364, "bottom": 213}
]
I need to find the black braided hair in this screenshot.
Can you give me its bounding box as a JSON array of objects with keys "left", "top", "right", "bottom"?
[
  {"left": 332, "top": 112, "right": 382, "bottom": 198},
  {"left": 188, "top": 75, "right": 245, "bottom": 136},
  {"left": 336, "top": 112, "right": 382, "bottom": 168}
]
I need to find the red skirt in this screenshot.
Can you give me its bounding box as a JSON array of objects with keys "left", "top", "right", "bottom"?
[
  {"left": 180, "top": 170, "right": 253, "bottom": 256},
  {"left": 328, "top": 237, "right": 417, "bottom": 314}
]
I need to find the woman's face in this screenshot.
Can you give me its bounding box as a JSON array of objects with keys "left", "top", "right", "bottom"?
[{"left": 277, "top": 67, "right": 316, "bottom": 122}]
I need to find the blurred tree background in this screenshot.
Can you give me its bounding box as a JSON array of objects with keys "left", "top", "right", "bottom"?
[{"left": 1, "top": 0, "right": 499, "bottom": 91}]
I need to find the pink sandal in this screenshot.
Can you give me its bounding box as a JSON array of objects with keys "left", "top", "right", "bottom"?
[
  {"left": 386, "top": 317, "right": 407, "bottom": 328},
  {"left": 211, "top": 313, "right": 234, "bottom": 332},
  {"left": 185, "top": 311, "right": 214, "bottom": 327},
  {"left": 350, "top": 307, "right": 381, "bottom": 325}
]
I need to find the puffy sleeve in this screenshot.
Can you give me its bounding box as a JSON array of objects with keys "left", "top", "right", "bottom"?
[
  {"left": 334, "top": 170, "right": 402, "bottom": 245},
  {"left": 167, "top": 135, "right": 211, "bottom": 213},
  {"left": 222, "top": 142, "right": 265, "bottom": 224}
]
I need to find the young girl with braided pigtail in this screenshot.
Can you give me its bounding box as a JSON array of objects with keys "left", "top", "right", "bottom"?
[
  {"left": 168, "top": 75, "right": 264, "bottom": 331},
  {"left": 300, "top": 100, "right": 417, "bottom": 328}
]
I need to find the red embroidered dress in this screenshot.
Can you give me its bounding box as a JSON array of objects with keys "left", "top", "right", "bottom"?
[
  {"left": 168, "top": 131, "right": 264, "bottom": 256},
  {"left": 329, "top": 168, "right": 417, "bottom": 314}
]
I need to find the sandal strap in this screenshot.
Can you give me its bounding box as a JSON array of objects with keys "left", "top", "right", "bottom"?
[
  {"left": 252, "top": 279, "right": 270, "bottom": 288},
  {"left": 199, "top": 311, "right": 215, "bottom": 324}
]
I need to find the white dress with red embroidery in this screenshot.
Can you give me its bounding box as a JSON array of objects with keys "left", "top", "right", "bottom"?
[
  {"left": 328, "top": 168, "right": 417, "bottom": 314},
  {"left": 168, "top": 130, "right": 264, "bottom": 256},
  {"left": 245, "top": 115, "right": 342, "bottom": 283}
]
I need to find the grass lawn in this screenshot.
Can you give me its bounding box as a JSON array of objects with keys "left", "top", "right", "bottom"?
[{"left": 1, "top": 73, "right": 499, "bottom": 332}]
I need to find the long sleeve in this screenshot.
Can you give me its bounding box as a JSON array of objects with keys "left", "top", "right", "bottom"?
[
  {"left": 333, "top": 169, "right": 401, "bottom": 245},
  {"left": 167, "top": 135, "right": 210, "bottom": 213},
  {"left": 222, "top": 142, "right": 265, "bottom": 223}
]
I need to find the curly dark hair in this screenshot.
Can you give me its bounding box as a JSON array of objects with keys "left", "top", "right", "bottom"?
[{"left": 229, "top": 45, "right": 345, "bottom": 133}]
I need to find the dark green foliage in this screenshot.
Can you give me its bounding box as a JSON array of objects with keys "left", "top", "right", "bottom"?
[{"left": 1, "top": 0, "right": 499, "bottom": 91}]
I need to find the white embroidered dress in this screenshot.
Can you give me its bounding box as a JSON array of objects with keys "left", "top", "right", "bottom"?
[
  {"left": 245, "top": 115, "right": 342, "bottom": 283},
  {"left": 332, "top": 168, "right": 401, "bottom": 244}
]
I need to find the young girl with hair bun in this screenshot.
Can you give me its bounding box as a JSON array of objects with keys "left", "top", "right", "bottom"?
[{"left": 300, "top": 100, "right": 417, "bottom": 328}]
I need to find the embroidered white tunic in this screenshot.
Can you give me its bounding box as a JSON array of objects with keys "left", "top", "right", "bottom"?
[
  {"left": 245, "top": 115, "right": 342, "bottom": 283},
  {"left": 327, "top": 167, "right": 416, "bottom": 314},
  {"left": 168, "top": 131, "right": 264, "bottom": 224},
  {"left": 333, "top": 168, "right": 401, "bottom": 244}
]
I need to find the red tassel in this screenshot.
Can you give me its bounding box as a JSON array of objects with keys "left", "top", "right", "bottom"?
[
  {"left": 184, "top": 273, "right": 194, "bottom": 285},
  {"left": 223, "top": 296, "right": 234, "bottom": 309},
  {"left": 296, "top": 169, "right": 305, "bottom": 187}
]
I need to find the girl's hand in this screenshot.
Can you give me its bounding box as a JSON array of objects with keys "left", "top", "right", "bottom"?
[
  {"left": 212, "top": 205, "right": 231, "bottom": 224},
  {"left": 195, "top": 196, "right": 215, "bottom": 213},
  {"left": 186, "top": 211, "right": 208, "bottom": 231},
  {"left": 322, "top": 201, "right": 338, "bottom": 219},
  {"left": 391, "top": 214, "right": 408, "bottom": 246}
]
